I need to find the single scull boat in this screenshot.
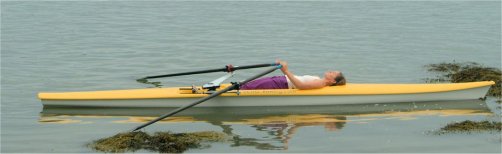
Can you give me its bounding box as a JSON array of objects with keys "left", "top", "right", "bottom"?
[
  {"left": 39, "top": 63, "right": 495, "bottom": 132},
  {"left": 38, "top": 81, "right": 494, "bottom": 108}
]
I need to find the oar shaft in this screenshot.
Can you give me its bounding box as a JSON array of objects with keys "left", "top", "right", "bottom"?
[
  {"left": 142, "top": 63, "right": 276, "bottom": 79},
  {"left": 143, "top": 68, "right": 225, "bottom": 79},
  {"left": 131, "top": 85, "right": 235, "bottom": 132},
  {"left": 232, "top": 63, "right": 276, "bottom": 70},
  {"left": 239, "top": 65, "right": 282, "bottom": 85},
  {"left": 132, "top": 65, "right": 282, "bottom": 132}
]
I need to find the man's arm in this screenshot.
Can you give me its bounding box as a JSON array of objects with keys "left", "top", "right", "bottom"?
[{"left": 278, "top": 60, "right": 325, "bottom": 90}]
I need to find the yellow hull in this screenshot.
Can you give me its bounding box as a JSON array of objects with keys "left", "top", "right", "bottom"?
[{"left": 38, "top": 81, "right": 494, "bottom": 107}]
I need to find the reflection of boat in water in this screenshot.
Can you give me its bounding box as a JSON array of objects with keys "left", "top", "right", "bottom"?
[
  {"left": 40, "top": 100, "right": 492, "bottom": 150},
  {"left": 41, "top": 100, "right": 491, "bottom": 118}
]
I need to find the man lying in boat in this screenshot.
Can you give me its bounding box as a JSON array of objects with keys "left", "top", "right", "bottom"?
[{"left": 240, "top": 60, "right": 346, "bottom": 90}]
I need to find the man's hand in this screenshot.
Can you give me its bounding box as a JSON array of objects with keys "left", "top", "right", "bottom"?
[{"left": 276, "top": 60, "right": 288, "bottom": 73}]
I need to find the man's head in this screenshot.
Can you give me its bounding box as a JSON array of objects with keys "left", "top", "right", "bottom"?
[{"left": 324, "top": 71, "right": 346, "bottom": 86}]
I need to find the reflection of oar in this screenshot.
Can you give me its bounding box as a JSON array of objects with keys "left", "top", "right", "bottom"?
[
  {"left": 131, "top": 65, "right": 282, "bottom": 132},
  {"left": 139, "top": 63, "right": 276, "bottom": 80}
]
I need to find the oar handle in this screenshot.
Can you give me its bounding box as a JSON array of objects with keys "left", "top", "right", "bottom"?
[
  {"left": 141, "top": 63, "right": 277, "bottom": 79},
  {"left": 131, "top": 65, "right": 282, "bottom": 132}
]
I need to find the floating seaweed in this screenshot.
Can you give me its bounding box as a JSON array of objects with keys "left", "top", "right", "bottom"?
[
  {"left": 433, "top": 120, "right": 501, "bottom": 135},
  {"left": 424, "top": 61, "right": 501, "bottom": 97},
  {"left": 89, "top": 131, "right": 228, "bottom": 153},
  {"left": 90, "top": 131, "right": 150, "bottom": 153}
]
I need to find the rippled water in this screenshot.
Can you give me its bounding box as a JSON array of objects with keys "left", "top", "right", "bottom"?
[{"left": 1, "top": 1, "right": 501, "bottom": 153}]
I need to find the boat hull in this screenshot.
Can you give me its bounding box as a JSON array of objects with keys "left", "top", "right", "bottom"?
[{"left": 40, "top": 84, "right": 492, "bottom": 107}]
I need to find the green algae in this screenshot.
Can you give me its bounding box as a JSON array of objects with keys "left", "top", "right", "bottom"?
[
  {"left": 434, "top": 120, "right": 502, "bottom": 135},
  {"left": 89, "top": 131, "right": 228, "bottom": 153},
  {"left": 424, "top": 61, "right": 501, "bottom": 97},
  {"left": 146, "top": 131, "right": 228, "bottom": 153},
  {"left": 90, "top": 131, "right": 150, "bottom": 153},
  {"left": 185, "top": 131, "right": 230, "bottom": 142}
]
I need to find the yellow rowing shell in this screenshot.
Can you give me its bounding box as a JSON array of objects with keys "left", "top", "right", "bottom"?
[{"left": 38, "top": 81, "right": 494, "bottom": 107}]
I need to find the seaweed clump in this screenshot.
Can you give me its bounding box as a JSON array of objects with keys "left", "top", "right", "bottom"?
[
  {"left": 89, "top": 131, "right": 228, "bottom": 153},
  {"left": 90, "top": 131, "right": 150, "bottom": 152},
  {"left": 434, "top": 120, "right": 502, "bottom": 135},
  {"left": 147, "top": 131, "right": 228, "bottom": 153},
  {"left": 425, "top": 61, "right": 501, "bottom": 97}
]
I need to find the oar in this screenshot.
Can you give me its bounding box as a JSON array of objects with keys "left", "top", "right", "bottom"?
[
  {"left": 131, "top": 64, "right": 282, "bottom": 132},
  {"left": 140, "top": 63, "right": 276, "bottom": 80}
]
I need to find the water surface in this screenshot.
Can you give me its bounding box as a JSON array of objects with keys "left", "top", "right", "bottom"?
[{"left": 1, "top": 1, "right": 501, "bottom": 153}]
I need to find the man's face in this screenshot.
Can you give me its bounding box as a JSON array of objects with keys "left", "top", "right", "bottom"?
[{"left": 324, "top": 71, "right": 340, "bottom": 83}]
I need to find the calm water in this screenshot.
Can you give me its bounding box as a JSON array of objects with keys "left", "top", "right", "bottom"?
[{"left": 1, "top": 1, "right": 501, "bottom": 153}]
